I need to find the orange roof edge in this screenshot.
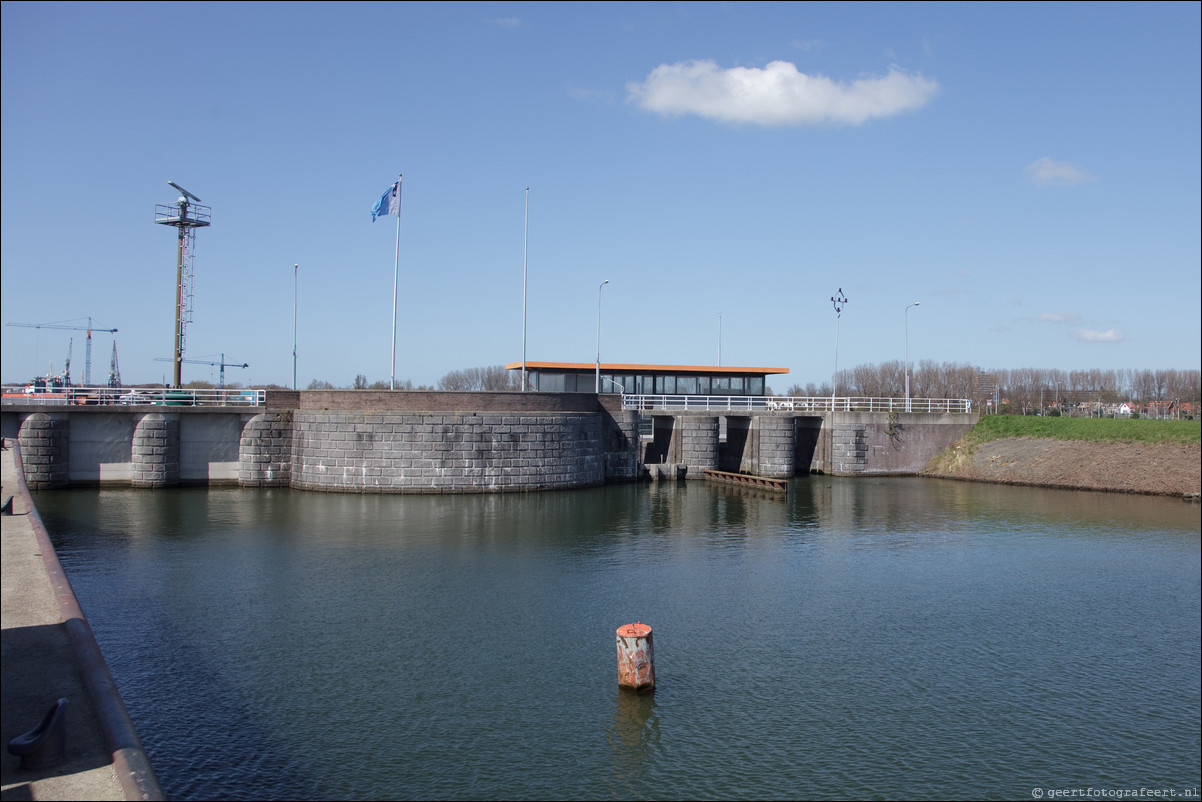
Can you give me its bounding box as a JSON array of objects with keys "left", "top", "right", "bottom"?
[{"left": 505, "top": 361, "right": 789, "bottom": 375}]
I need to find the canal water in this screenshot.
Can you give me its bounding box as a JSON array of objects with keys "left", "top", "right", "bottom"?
[{"left": 33, "top": 478, "right": 1201, "bottom": 801}]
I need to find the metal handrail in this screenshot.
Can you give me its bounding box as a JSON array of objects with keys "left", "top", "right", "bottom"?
[
  {"left": 1, "top": 385, "right": 265, "bottom": 407},
  {"left": 622, "top": 394, "right": 972, "bottom": 413}
]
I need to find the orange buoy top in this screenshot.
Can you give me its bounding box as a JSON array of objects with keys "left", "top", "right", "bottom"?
[{"left": 617, "top": 622, "right": 652, "bottom": 638}]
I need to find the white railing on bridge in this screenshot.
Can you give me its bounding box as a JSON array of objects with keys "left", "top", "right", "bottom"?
[
  {"left": 1, "top": 385, "right": 266, "bottom": 408},
  {"left": 621, "top": 395, "right": 972, "bottom": 414}
]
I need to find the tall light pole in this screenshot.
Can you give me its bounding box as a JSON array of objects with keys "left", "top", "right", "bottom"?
[
  {"left": 521, "top": 187, "right": 529, "bottom": 391},
  {"left": 831, "top": 288, "right": 847, "bottom": 410},
  {"left": 595, "top": 279, "right": 609, "bottom": 393},
  {"left": 905, "top": 301, "right": 919, "bottom": 412},
  {"left": 293, "top": 263, "right": 298, "bottom": 390}
]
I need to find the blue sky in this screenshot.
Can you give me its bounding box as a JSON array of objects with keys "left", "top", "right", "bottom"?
[{"left": 2, "top": 1, "right": 1199, "bottom": 391}]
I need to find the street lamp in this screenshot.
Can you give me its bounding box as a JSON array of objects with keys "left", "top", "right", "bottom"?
[
  {"left": 905, "top": 301, "right": 919, "bottom": 412},
  {"left": 521, "top": 187, "right": 529, "bottom": 391},
  {"left": 831, "top": 288, "right": 848, "bottom": 409},
  {"left": 595, "top": 279, "right": 609, "bottom": 393},
  {"left": 293, "top": 263, "right": 298, "bottom": 391}
]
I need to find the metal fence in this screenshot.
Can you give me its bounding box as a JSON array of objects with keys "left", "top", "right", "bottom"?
[
  {"left": 622, "top": 395, "right": 972, "bottom": 413},
  {"left": 1, "top": 386, "right": 265, "bottom": 407}
]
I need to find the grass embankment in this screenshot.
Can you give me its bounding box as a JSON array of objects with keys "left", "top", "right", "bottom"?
[
  {"left": 925, "top": 415, "right": 1200, "bottom": 476},
  {"left": 963, "top": 415, "right": 1199, "bottom": 446}
]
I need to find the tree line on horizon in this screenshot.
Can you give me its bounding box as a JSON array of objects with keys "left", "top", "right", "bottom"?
[{"left": 786, "top": 361, "right": 1201, "bottom": 414}]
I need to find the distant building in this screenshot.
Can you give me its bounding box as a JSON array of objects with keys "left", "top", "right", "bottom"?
[{"left": 505, "top": 362, "right": 789, "bottom": 395}]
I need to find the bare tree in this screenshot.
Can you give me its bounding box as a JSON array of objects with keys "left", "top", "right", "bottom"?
[
  {"left": 438, "top": 365, "right": 520, "bottom": 391},
  {"left": 438, "top": 370, "right": 471, "bottom": 391}
]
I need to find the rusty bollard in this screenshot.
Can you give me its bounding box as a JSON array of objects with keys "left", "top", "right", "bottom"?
[{"left": 616, "top": 622, "right": 655, "bottom": 692}]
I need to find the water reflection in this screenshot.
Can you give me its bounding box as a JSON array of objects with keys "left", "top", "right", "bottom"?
[
  {"left": 31, "top": 477, "right": 1201, "bottom": 801},
  {"left": 608, "top": 690, "right": 660, "bottom": 788}
]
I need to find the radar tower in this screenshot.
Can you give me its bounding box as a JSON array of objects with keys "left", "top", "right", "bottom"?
[{"left": 155, "top": 181, "right": 211, "bottom": 388}]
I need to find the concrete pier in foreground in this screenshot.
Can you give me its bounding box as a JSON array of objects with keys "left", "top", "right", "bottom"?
[{"left": 1, "top": 438, "right": 163, "bottom": 801}]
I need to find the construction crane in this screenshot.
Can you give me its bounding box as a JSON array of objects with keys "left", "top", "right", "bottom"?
[
  {"left": 108, "top": 341, "right": 122, "bottom": 388},
  {"left": 154, "top": 353, "right": 247, "bottom": 389},
  {"left": 5, "top": 317, "right": 118, "bottom": 386}
]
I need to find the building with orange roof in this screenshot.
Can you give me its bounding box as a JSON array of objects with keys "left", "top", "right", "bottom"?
[{"left": 504, "top": 361, "right": 788, "bottom": 395}]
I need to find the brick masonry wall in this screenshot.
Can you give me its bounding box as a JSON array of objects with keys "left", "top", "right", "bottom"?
[
  {"left": 290, "top": 410, "right": 608, "bottom": 493},
  {"left": 289, "top": 390, "right": 608, "bottom": 414}
]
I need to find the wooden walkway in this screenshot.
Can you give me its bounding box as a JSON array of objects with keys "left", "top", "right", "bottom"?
[{"left": 702, "top": 469, "right": 788, "bottom": 492}]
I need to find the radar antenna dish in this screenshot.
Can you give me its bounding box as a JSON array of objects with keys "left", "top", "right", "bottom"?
[{"left": 168, "top": 181, "right": 201, "bottom": 203}]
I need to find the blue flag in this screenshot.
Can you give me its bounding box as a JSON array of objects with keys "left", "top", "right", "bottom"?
[{"left": 371, "top": 182, "right": 399, "bottom": 222}]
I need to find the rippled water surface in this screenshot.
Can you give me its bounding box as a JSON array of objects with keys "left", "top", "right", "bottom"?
[{"left": 35, "top": 478, "right": 1201, "bottom": 801}]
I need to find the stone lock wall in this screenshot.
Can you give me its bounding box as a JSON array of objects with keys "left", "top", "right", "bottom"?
[
  {"left": 238, "top": 411, "right": 293, "bottom": 487},
  {"left": 2, "top": 395, "right": 978, "bottom": 490},
  {"left": 825, "top": 412, "right": 978, "bottom": 476},
  {"left": 131, "top": 413, "right": 180, "bottom": 488},
  {"left": 16, "top": 412, "right": 70, "bottom": 489},
  {"left": 754, "top": 416, "right": 797, "bottom": 478},
  {"left": 290, "top": 410, "right": 608, "bottom": 493},
  {"left": 679, "top": 416, "right": 719, "bottom": 476},
  {"left": 604, "top": 409, "right": 643, "bottom": 481}
]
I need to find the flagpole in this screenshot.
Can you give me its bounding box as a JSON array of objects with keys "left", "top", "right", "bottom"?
[
  {"left": 390, "top": 174, "right": 402, "bottom": 390},
  {"left": 521, "top": 187, "right": 529, "bottom": 392}
]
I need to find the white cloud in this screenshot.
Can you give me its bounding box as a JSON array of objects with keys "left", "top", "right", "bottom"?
[
  {"left": 1039, "top": 312, "right": 1081, "bottom": 323},
  {"left": 1073, "top": 328, "right": 1124, "bottom": 342},
  {"left": 1025, "top": 157, "right": 1097, "bottom": 187},
  {"left": 627, "top": 60, "right": 939, "bottom": 127},
  {"left": 490, "top": 17, "right": 521, "bottom": 28}
]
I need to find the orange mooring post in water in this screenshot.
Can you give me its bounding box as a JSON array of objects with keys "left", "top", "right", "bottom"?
[{"left": 616, "top": 622, "right": 655, "bottom": 692}]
